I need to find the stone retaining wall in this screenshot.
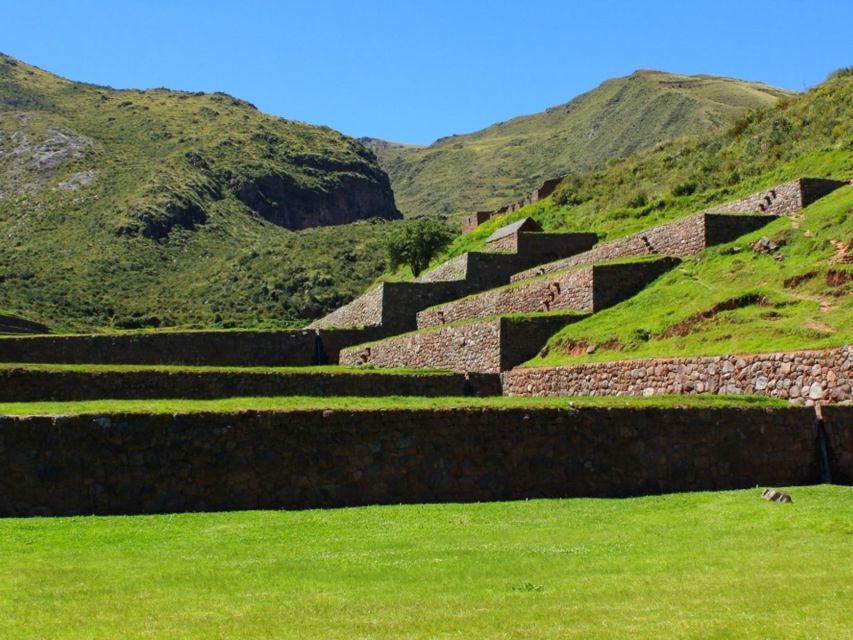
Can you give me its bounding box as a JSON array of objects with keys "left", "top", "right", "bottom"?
[
  {"left": 0, "top": 328, "right": 385, "bottom": 367},
  {"left": 512, "top": 213, "right": 771, "bottom": 282},
  {"left": 823, "top": 405, "right": 853, "bottom": 483},
  {"left": 461, "top": 177, "right": 563, "bottom": 233},
  {"left": 0, "top": 405, "right": 833, "bottom": 516},
  {"left": 502, "top": 346, "right": 852, "bottom": 406},
  {"left": 418, "top": 259, "right": 677, "bottom": 328},
  {"left": 0, "top": 368, "right": 502, "bottom": 402},
  {"left": 312, "top": 234, "right": 597, "bottom": 332},
  {"left": 341, "top": 315, "right": 585, "bottom": 373},
  {"left": 709, "top": 178, "right": 847, "bottom": 216}
]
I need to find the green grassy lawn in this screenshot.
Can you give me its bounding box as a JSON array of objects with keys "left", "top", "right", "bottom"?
[
  {"left": 0, "top": 393, "right": 787, "bottom": 417},
  {"left": 0, "top": 485, "right": 849, "bottom": 638}
]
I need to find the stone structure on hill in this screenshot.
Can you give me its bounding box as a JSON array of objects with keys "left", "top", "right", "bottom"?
[
  {"left": 0, "top": 177, "right": 850, "bottom": 516},
  {"left": 461, "top": 177, "right": 562, "bottom": 233},
  {"left": 316, "top": 177, "right": 849, "bottom": 380}
]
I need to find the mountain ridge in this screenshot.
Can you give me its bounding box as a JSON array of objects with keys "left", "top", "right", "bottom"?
[{"left": 368, "top": 69, "right": 791, "bottom": 218}]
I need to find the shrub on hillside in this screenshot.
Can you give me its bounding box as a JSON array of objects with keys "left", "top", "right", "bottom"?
[{"left": 385, "top": 219, "right": 453, "bottom": 277}]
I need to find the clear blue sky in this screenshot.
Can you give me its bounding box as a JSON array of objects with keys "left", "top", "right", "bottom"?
[{"left": 1, "top": 0, "right": 851, "bottom": 144}]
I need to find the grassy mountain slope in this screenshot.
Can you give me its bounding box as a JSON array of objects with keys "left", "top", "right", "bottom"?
[
  {"left": 367, "top": 70, "right": 790, "bottom": 218},
  {"left": 0, "top": 54, "right": 402, "bottom": 331},
  {"left": 442, "top": 68, "right": 852, "bottom": 365}
]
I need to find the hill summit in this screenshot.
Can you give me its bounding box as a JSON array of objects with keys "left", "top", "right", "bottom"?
[{"left": 367, "top": 70, "right": 791, "bottom": 218}]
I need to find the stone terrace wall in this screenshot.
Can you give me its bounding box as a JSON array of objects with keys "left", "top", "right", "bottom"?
[
  {"left": 461, "top": 177, "right": 564, "bottom": 233},
  {"left": 512, "top": 213, "right": 771, "bottom": 282},
  {"left": 308, "top": 285, "right": 385, "bottom": 330},
  {"left": 823, "top": 405, "right": 853, "bottom": 483},
  {"left": 0, "top": 328, "right": 385, "bottom": 367},
  {"left": 418, "top": 270, "right": 594, "bottom": 328},
  {"left": 314, "top": 234, "right": 597, "bottom": 333},
  {"left": 516, "top": 233, "right": 598, "bottom": 264},
  {"left": 0, "top": 405, "right": 828, "bottom": 516},
  {"left": 0, "top": 331, "right": 317, "bottom": 367},
  {"left": 342, "top": 315, "right": 585, "bottom": 373},
  {"left": 502, "top": 346, "right": 852, "bottom": 406},
  {"left": 709, "top": 178, "right": 847, "bottom": 215},
  {"left": 0, "top": 368, "right": 501, "bottom": 402},
  {"left": 343, "top": 320, "right": 504, "bottom": 372},
  {"left": 592, "top": 259, "right": 680, "bottom": 310},
  {"left": 418, "top": 259, "right": 676, "bottom": 329}
]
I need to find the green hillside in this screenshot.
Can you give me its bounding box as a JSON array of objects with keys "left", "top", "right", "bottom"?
[
  {"left": 431, "top": 68, "right": 853, "bottom": 364},
  {"left": 0, "top": 53, "right": 403, "bottom": 331},
  {"left": 366, "top": 70, "right": 790, "bottom": 218}
]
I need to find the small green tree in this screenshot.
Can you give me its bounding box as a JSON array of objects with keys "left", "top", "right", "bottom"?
[{"left": 385, "top": 219, "right": 453, "bottom": 277}]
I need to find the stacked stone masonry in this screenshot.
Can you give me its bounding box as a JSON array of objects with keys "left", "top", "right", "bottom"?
[
  {"left": 0, "top": 368, "right": 502, "bottom": 402},
  {"left": 512, "top": 213, "right": 772, "bottom": 282},
  {"left": 1, "top": 405, "right": 843, "bottom": 516},
  {"left": 462, "top": 177, "right": 562, "bottom": 232},
  {"left": 511, "top": 178, "right": 848, "bottom": 282},
  {"left": 418, "top": 259, "right": 678, "bottom": 328},
  {"left": 0, "top": 328, "right": 385, "bottom": 367},
  {"left": 501, "top": 346, "right": 852, "bottom": 406},
  {"left": 341, "top": 315, "right": 584, "bottom": 373},
  {"left": 311, "top": 232, "right": 597, "bottom": 333}
]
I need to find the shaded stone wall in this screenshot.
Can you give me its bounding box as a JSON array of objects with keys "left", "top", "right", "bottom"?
[
  {"left": 0, "top": 331, "right": 318, "bottom": 367},
  {"left": 591, "top": 259, "right": 680, "bottom": 310},
  {"left": 0, "top": 368, "right": 502, "bottom": 402},
  {"left": 823, "top": 405, "right": 853, "bottom": 483},
  {"left": 502, "top": 346, "right": 852, "bottom": 406},
  {"left": 341, "top": 315, "right": 584, "bottom": 373},
  {"left": 0, "top": 314, "right": 49, "bottom": 335},
  {"left": 0, "top": 328, "right": 384, "bottom": 367},
  {"left": 0, "top": 405, "right": 828, "bottom": 516}
]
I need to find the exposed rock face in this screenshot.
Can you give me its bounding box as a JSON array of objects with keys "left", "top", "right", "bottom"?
[{"left": 231, "top": 168, "right": 401, "bottom": 230}]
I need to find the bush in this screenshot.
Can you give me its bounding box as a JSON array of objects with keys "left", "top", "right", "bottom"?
[
  {"left": 385, "top": 219, "right": 453, "bottom": 277},
  {"left": 671, "top": 181, "right": 697, "bottom": 197}
]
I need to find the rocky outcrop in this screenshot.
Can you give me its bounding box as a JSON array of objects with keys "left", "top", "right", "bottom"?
[{"left": 231, "top": 167, "right": 401, "bottom": 230}]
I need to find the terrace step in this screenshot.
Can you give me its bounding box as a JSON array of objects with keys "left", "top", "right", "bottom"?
[
  {"left": 309, "top": 226, "right": 597, "bottom": 335},
  {"left": 0, "top": 328, "right": 383, "bottom": 367},
  {"left": 340, "top": 313, "right": 587, "bottom": 373},
  {"left": 511, "top": 213, "right": 774, "bottom": 282},
  {"left": 0, "top": 365, "right": 501, "bottom": 401},
  {"left": 510, "top": 178, "right": 848, "bottom": 283},
  {"left": 417, "top": 258, "right": 678, "bottom": 329}
]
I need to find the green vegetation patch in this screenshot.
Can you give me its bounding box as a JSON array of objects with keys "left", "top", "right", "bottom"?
[
  {"left": 0, "top": 394, "right": 787, "bottom": 417},
  {"left": 530, "top": 186, "right": 853, "bottom": 365},
  {"left": 0, "top": 485, "right": 850, "bottom": 638}
]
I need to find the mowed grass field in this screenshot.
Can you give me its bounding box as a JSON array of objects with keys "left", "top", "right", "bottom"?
[{"left": 0, "top": 485, "right": 850, "bottom": 639}]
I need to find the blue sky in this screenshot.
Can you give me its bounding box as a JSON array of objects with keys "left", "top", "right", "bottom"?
[{"left": 1, "top": 0, "right": 851, "bottom": 144}]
